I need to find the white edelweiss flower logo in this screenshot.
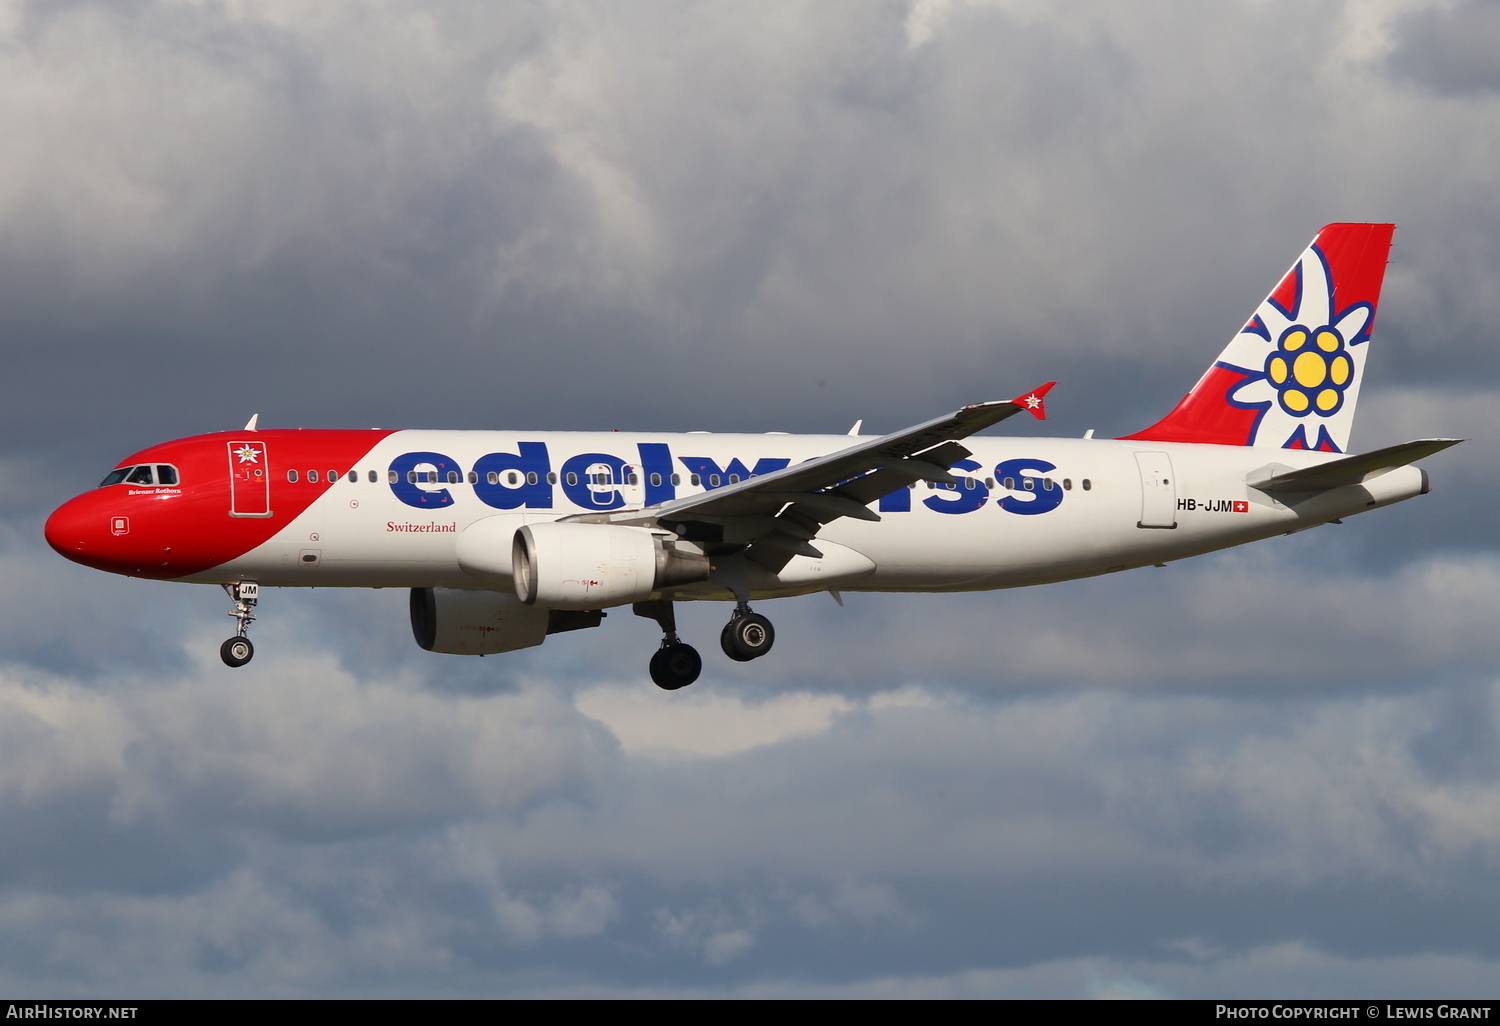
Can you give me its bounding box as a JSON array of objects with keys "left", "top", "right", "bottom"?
[
  {"left": 1222, "top": 246, "right": 1373, "bottom": 450},
  {"left": 234, "top": 445, "right": 261, "bottom": 464}
]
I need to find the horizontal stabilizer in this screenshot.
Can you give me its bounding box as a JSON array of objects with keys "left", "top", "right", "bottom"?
[{"left": 1248, "top": 438, "right": 1462, "bottom": 493}]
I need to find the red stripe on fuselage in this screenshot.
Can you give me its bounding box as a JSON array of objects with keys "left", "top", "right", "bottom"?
[{"left": 45, "top": 429, "right": 396, "bottom": 580}]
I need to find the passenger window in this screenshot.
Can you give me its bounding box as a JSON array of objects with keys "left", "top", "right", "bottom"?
[
  {"left": 1063, "top": 478, "right": 1072, "bottom": 490},
  {"left": 156, "top": 465, "right": 179, "bottom": 485},
  {"left": 406, "top": 471, "right": 416, "bottom": 484},
  {"left": 671, "top": 474, "right": 681, "bottom": 486},
  {"left": 506, "top": 472, "right": 519, "bottom": 486},
  {"left": 728, "top": 474, "right": 739, "bottom": 485},
  {"left": 985, "top": 478, "right": 995, "bottom": 489},
  {"left": 369, "top": 470, "right": 378, "bottom": 483},
  {"left": 288, "top": 470, "right": 299, "bottom": 483},
  {"left": 467, "top": 471, "right": 477, "bottom": 484},
  {"left": 650, "top": 473, "right": 662, "bottom": 488},
  {"left": 709, "top": 474, "right": 720, "bottom": 487},
  {"left": 1042, "top": 478, "right": 1054, "bottom": 491},
  {"left": 964, "top": 477, "right": 976, "bottom": 490},
  {"left": 1003, "top": 477, "right": 1015, "bottom": 490},
  {"left": 487, "top": 472, "right": 499, "bottom": 485},
  {"left": 628, "top": 474, "right": 639, "bottom": 485},
  {"left": 308, "top": 470, "right": 319, "bottom": 483},
  {"left": 126, "top": 466, "right": 154, "bottom": 485},
  {"left": 446, "top": 471, "right": 459, "bottom": 484},
  {"left": 1082, "top": 479, "right": 1092, "bottom": 491},
  {"left": 547, "top": 472, "right": 557, "bottom": 485},
  {"left": 427, "top": 471, "right": 438, "bottom": 484},
  {"left": 566, "top": 472, "right": 578, "bottom": 487},
  {"left": 389, "top": 471, "right": 398, "bottom": 484},
  {"left": 99, "top": 468, "right": 131, "bottom": 487},
  {"left": 348, "top": 471, "right": 357, "bottom": 483},
  {"left": 1024, "top": 479, "right": 1035, "bottom": 491},
  {"left": 527, "top": 472, "right": 538, "bottom": 486}
]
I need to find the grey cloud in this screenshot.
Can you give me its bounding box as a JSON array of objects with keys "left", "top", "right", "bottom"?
[
  {"left": 1387, "top": 0, "right": 1500, "bottom": 96},
  {"left": 1, "top": 0, "right": 1495, "bottom": 447},
  {"left": 0, "top": 662, "right": 1498, "bottom": 993}
]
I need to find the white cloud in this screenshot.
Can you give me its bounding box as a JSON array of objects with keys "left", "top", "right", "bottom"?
[{"left": 574, "top": 683, "right": 857, "bottom": 758}]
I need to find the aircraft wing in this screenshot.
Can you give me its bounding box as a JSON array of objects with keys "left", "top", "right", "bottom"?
[
  {"left": 1248, "top": 437, "right": 1462, "bottom": 493},
  {"left": 592, "top": 383, "right": 1055, "bottom": 570}
]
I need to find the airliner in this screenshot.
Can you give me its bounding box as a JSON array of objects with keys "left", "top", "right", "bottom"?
[{"left": 45, "top": 224, "right": 1459, "bottom": 689}]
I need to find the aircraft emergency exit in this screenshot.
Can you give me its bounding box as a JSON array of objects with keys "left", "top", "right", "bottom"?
[{"left": 45, "top": 224, "right": 1460, "bottom": 689}]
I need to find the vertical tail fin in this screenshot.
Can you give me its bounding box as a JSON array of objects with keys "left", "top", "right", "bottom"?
[{"left": 1122, "top": 223, "right": 1395, "bottom": 452}]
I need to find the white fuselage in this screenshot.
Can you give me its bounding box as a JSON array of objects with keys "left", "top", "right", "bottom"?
[{"left": 187, "top": 430, "right": 1425, "bottom": 600}]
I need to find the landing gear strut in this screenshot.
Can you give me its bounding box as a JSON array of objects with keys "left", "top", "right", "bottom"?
[
  {"left": 220, "top": 581, "right": 258, "bottom": 668},
  {"left": 721, "top": 603, "right": 775, "bottom": 662},
  {"left": 635, "top": 600, "right": 701, "bottom": 690}
]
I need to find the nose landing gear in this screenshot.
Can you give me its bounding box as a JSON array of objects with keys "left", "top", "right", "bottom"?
[
  {"left": 220, "top": 581, "right": 258, "bottom": 668},
  {"left": 720, "top": 604, "right": 775, "bottom": 662},
  {"left": 635, "top": 599, "right": 702, "bottom": 690}
]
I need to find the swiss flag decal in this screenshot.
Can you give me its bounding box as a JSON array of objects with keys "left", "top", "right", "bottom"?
[{"left": 1232, "top": 500, "right": 1249, "bottom": 513}]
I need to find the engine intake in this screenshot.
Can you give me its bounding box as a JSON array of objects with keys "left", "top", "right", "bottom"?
[{"left": 513, "top": 522, "right": 711, "bottom": 609}]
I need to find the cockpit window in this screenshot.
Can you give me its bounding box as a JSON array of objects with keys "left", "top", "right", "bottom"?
[{"left": 98, "top": 464, "right": 182, "bottom": 488}]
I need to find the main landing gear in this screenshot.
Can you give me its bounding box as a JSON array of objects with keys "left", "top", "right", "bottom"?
[
  {"left": 721, "top": 603, "right": 775, "bottom": 662},
  {"left": 220, "top": 581, "right": 258, "bottom": 668},
  {"left": 635, "top": 600, "right": 701, "bottom": 690},
  {"left": 634, "top": 599, "right": 777, "bottom": 689}
]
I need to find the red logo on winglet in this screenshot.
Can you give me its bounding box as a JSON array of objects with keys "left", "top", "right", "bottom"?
[{"left": 1011, "top": 381, "right": 1056, "bottom": 421}]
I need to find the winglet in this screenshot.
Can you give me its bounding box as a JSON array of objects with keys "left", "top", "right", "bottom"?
[{"left": 1010, "top": 382, "right": 1055, "bottom": 421}]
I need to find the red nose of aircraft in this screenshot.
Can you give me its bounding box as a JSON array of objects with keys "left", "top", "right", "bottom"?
[{"left": 45, "top": 490, "right": 147, "bottom": 576}]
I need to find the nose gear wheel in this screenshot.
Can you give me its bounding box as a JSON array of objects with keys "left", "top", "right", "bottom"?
[
  {"left": 220, "top": 636, "right": 254, "bottom": 668},
  {"left": 219, "top": 581, "right": 259, "bottom": 668}
]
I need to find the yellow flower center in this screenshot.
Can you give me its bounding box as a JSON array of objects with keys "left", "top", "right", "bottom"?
[{"left": 1293, "top": 351, "right": 1327, "bottom": 388}]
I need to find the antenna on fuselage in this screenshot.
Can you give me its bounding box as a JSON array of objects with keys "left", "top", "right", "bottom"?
[
  {"left": 847, "top": 420, "right": 863, "bottom": 436},
  {"left": 243, "top": 414, "right": 259, "bottom": 431}
]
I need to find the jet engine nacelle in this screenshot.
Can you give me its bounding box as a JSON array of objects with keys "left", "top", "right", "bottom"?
[
  {"left": 513, "top": 522, "right": 711, "bottom": 609},
  {"left": 409, "top": 586, "right": 551, "bottom": 655}
]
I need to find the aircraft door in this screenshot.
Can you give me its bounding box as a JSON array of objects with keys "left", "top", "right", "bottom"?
[
  {"left": 228, "top": 440, "right": 272, "bottom": 518},
  {"left": 619, "top": 463, "right": 646, "bottom": 509},
  {"left": 1134, "top": 451, "right": 1176, "bottom": 529}
]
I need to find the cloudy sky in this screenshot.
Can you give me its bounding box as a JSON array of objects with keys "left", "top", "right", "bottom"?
[{"left": 2, "top": 0, "right": 1499, "bottom": 997}]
